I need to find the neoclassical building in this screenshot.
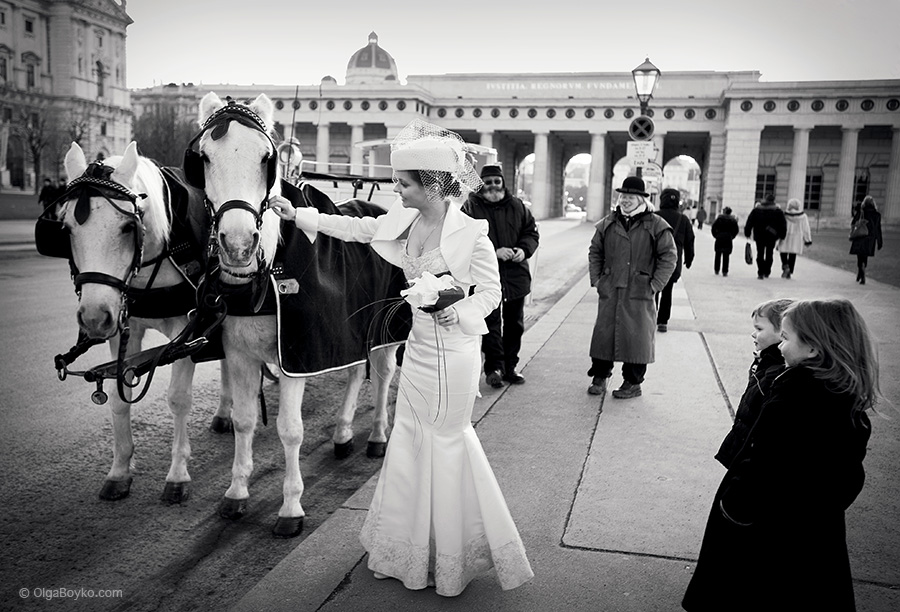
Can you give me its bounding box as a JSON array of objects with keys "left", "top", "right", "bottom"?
[
  {"left": 139, "top": 32, "right": 898, "bottom": 224},
  {"left": 0, "top": 0, "right": 132, "bottom": 191}
]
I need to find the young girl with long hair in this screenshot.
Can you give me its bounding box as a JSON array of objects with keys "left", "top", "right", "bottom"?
[{"left": 684, "top": 298, "right": 879, "bottom": 611}]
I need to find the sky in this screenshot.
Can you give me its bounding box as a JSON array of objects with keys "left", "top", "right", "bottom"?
[{"left": 124, "top": 0, "right": 900, "bottom": 90}]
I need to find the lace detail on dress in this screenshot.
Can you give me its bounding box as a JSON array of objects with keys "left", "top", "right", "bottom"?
[
  {"left": 361, "top": 512, "right": 534, "bottom": 597},
  {"left": 401, "top": 245, "right": 449, "bottom": 282}
]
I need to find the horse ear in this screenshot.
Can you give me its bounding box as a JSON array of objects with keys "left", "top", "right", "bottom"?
[
  {"left": 249, "top": 94, "right": 275, "bottom": 132},
  {"left": 116, "top": 141, "right": 141, "bottom": 186},
  {"left": 65, "top": 142, "right": 87, "bottom": 181},
  {"left": 199, "top": 91, "right": 224, "bottom": 127}
]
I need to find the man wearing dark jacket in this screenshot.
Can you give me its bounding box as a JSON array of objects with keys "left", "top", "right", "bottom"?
[
  {"left": 653, "top": 189, "right": 695, "bottom": 332},
  {"left": 744, "top": 194, "right": 787, "bottom": 279},
  {"left": 463, "top": 165, "right": 540, "bottom": 388},
  {"left": 711, "top": 206, "right": 740, "bottom": 276}
]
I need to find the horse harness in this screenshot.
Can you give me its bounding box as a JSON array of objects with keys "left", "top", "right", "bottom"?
[
  {"left": 183, "top": 98, "right": 279, "bottom": 313},
  {"left": 36, "top": 161, "right": 225, "bottom": 405}
]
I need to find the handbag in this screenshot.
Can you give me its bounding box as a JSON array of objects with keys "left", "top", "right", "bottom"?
[
  {"left": 849, "top": 218, "right": 869, "bottom": 240},
  {"left": 744, "top": 242, "right": 753, "bottom": 265}
]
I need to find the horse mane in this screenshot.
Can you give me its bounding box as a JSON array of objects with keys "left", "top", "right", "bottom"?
[{"left": 106, "top": 153, "right": 172, "bottom": 247}]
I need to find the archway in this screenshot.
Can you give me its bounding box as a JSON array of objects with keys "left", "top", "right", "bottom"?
[
  {"left": 563, "top": 153, "right": 590, "bottom": 218},
  {"left": 662, "top": 155, "right": 703, "bottom": 217}
]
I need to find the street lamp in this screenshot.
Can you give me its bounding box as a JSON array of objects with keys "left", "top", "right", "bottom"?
[
  {"left": 631, "top": 57, "right": 661, "bottom": 116},
  {"left": 628, "top": 58, "right": 661, "bottom": 182}
]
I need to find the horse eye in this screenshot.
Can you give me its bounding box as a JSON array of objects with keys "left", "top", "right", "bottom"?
[{"left": 122, "top": 222, "right": 135, "bottom": 235}]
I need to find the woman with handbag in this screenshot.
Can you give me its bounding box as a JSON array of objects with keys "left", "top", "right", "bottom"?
[{"left": 849, "top": 196, "right": 883, "bottom": 285}]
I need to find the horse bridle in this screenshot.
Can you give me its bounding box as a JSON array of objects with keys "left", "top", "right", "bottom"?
[
  {"left": 49, "top": 162, "right": 149, "bottom": 300},
  {"left": 183, "top": 99, "right": 278, "bottom": 236}
]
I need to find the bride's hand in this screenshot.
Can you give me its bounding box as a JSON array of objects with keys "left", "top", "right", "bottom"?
[
  {"left": 269, "top": 195, "right": 296, "bottom": 221},
  {"left": 433, "top": 306, "right": 458, "bottom": 328}
]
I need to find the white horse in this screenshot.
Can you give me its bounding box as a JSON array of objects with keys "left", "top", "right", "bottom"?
[
  {"left": 191, "top": 91, "right": 399, "bottom": 537},
  {"left": 59, "top": 141, "right": 232, "bottom": 503}
]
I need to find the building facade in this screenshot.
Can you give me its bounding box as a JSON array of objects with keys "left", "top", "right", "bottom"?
[
  {"left": 0, "top": 0, "right": 132, "bottom": 192},
  {"left": 132, "top": 32, "right": 900, "bottom": 225}
]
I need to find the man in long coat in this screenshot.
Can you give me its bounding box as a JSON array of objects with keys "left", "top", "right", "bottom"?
[{"left": 587, "top": 176, "right": 677, "bottom": 399}]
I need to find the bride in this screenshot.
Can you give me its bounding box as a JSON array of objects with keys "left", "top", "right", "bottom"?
[{"left": 270, "top": 119, "right": 533, "bottom": 597}]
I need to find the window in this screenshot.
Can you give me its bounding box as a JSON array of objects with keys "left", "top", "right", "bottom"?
[
  {"left": 96, "top": 61, "right": 105, "bottom": 97},
  {"left": 100, "top": 121, "right": 107, "bottom": 136},
  {"left": 0, "top": 11, "right": 6, "bottom": 27},
  {"left": 0, "top": 58, "right": 6, "bottom": 82},
  {"left": 24, "top": 18, "right": 34, "bottom": 35},
  {"left": 26, "top": 64, "right": 35, "bottom": 88},
  {"left": 3, "top": 107, "right": 11, "bottom": 123},
  {"left": 755, "top": 172, "right": 776, "bottom": 202},
  {"left": 853, "top": 171, "right": 869, "bottom": 204},
  {"left": 96, "top": 33, "right": 103, "bottom": 48},
  {"left": 804, "top": 174, "right": 822, "bottom": 210}
]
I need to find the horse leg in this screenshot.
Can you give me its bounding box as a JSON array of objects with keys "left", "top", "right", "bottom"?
[
  {"left": 218, "top": 348, "right": 259, "bottom": 521},
  {"left": 209, "top": 359, "right": 234, "bottom": 434},
  {"left": 160, "top": 354, "right": 194, "bottom": 504},
  {"left": 273, "top": 376, "right": 307, "bottom": 538},
  {"left": 332, "top": 365, "right": 365, "bottom": 459},
  {"left": 366, "top": 346, "right": 397, "bottom": 458},
  {"left": 99, "top": 327, "right": 145, "bottom": 500}
]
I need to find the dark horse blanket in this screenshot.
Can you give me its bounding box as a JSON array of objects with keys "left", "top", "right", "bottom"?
[{"left": 272, "top": 180, "right": 411, "bottom": 377}]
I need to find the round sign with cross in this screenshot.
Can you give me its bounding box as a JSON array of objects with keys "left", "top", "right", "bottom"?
[{"left": 629, "top": 116, "right": 655, "bottom": 141}]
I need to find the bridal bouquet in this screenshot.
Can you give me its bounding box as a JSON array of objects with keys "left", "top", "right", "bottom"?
[{"left": 401, "top": 271, "right": 465, "bottom": 313}]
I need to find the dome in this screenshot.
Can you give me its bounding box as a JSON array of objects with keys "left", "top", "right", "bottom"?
[{"left": 346, "top": 32, "right": 399, "bottom": 85}]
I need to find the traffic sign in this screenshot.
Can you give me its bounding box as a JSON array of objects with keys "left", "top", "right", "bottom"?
[
  {"left": 627, "top": 141, "right": 657, "bottom": 167},
  {"left": 629, "top": 116, "right": 655, "bottom": 141}
]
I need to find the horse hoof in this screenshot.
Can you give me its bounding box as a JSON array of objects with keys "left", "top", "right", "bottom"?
[
  {"left": 272, "top": 516, "right": 304, "bottom": 538},
  {"left": 366, "top": 441, "right": 387, "bottom": 458},
  {"left": 218, "top": 496, "right": 248, "bottom": 520},
  {"left": 209, "top": 416, "right": 233, "bottom": 434},
  {"left": 160, "top": 481, "right": 190, "bottom": 504},
  {"left": 99, "top": 477, "right": 133, "bottom": 501},
  {"left": 333, "top": 439, "right": 355, "bottom": 459}
]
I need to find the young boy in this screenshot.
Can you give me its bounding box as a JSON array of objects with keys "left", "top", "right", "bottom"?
[{"left": 714, "top": 298, "right": 793, "bottom": 469}]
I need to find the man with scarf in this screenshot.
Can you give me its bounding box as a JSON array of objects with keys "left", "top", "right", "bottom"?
[
  {"left": 463, "top": 165, "right": 540, "bottom": 388},
  {"left": 587, "top": 177, "right": 677, "bottom": 399}
]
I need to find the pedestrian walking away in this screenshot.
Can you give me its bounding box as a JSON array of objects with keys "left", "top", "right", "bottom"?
[
  {"left": 463, "top": 164, "right": 539, "bottom": 388},
  {"left": 270, "top": 119, "right": 534, "bottom": 597},
  {"left": 776, "top": 198, "right": 812, "bottom": 279},
  {"left": 654, "top": 188, "right": 694, "bottom": 332},
  {"left": 695, "top": 204, "right": 708, "bottom": 230},
  {"left": 849, "top": 195, "right": 883, "bottom": 285},
  {"left": 586, "top": 176, "right": 677, "bottom": 399},
  {"left": 710, "top": 206, "right": 739, "bottom": 276},
  {"left": 684, "top": 299, "right": 879, "bottom": 612},
  {"left": 743, "top": 193, "right": 786, "bottom": 279}
]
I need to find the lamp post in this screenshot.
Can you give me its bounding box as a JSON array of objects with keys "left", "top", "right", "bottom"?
[
  {"left": 632, "top": 57, "right": 661, "bottom": 116},
  {"left": 630, "top": 57, "right": 661, "bottom": 179}
]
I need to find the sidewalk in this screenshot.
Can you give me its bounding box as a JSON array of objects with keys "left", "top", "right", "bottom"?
[
  {"left": 233, "top": 229, "right": 900, "bottom": 612},
  {"left": 0, "top": 220, "right": 37, "bottom": 252}
]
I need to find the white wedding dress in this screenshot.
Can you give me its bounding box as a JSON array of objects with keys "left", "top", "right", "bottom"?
[{"left": 359, "top": 246, "right": 534, "bottom": 597}]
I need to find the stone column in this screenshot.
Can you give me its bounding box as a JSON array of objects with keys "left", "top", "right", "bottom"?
[
  {"left": 479, "top": 131, "right": 493, "bottom": 150},
  {"left": 586, "top": 131, "right": 607, "bottom": 221},
  {"left": 787, "top": 127, "right": 810, "bottom": 204},
  {"left": 349, "top": 123, "right": 364, "bottom": 175},
  {"left": 721, "top": 128, "right": 762, "bottom": 221},
  {"left": 884, "top": 127, "right": 900, "bottom": 221},
  {"left": 834, "top": 127, "right": 860, "bottom": 219},
  {"left": 316, "top": 123, "right": 330, "bottom": 173},
  {"left": 531, "top": 131, "right": 550, "bottom": 220}
]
